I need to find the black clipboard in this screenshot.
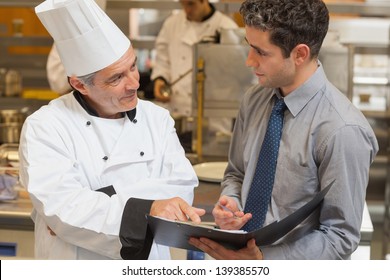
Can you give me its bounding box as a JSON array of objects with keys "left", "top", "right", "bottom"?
[{"left": 147, "top": 180, "right": 334, "bottom": 251}]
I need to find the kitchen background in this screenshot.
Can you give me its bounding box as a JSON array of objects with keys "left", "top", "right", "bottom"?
[{"left": 0, "top": 0, "right": 389, "bottom": 260}]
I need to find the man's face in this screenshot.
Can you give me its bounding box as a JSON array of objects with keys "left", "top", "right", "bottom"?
[
  {"left": 81, "top": 47, "right": 140, "bottom": 118},
  {"left": 180, "top": 0, "right": 207, "bottom": 22},
  {"left": 245, "top": 25, "right": 297, "bottom": 95}
]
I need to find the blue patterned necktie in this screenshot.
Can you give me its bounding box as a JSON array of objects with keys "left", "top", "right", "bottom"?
[{"left": 242, "top": 97, "right": 287, "bottom": 232}]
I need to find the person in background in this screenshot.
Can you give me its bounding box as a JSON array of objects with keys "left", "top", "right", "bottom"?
[
  {"left": 45, "top": 0, "right": 107, "bottom": 95},
  {"left": 151, "top": 0, "right": 238, "bottom": 141},
  {"left": 19, "top": 0, "right": 205, "bottom": 260},
  {"left": 189, "top": 0, "right": 378, "bottom": 259}
]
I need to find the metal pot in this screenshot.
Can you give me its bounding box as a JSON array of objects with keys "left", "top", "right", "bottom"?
[
  {"left": 0, "top": 123, "right": 23, "bottom": 144},
  {"left": 172, "top": 115, "right": 194, "bottom": 134},
  {"left": 0, "top": 109, "right": 26, "bottom": 123},
  {"left": 4, "top": 69, "right": 22, "bottom": 97},
  {"left": 0, "top": 109, "right": 27, "bottom": 144}
]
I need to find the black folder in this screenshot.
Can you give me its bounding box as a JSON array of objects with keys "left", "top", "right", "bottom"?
[{"left": 147, "top": 180, "right": 334, "bottom": 252}]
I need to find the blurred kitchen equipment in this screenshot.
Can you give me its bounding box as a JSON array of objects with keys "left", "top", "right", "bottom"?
[
  {"left": 0, "top": 144, "right": 19, "bottom": 200},
  {"left": 0, "top": 171, "right": 18, "bottom": 200},
  {"left": 192, "top": 42, "right": 256, "bottom": 157},
  {"left": 359, "top": 93, "right": 371, "bottom": 103},
  {"left": 4, "top": 69, "right": 22, "bottom": 97},
  {"left": 0, "top": 143, "right": 19, "bottom": 167},
  {"left": 161, "top": 68, "right": 192, "bottom": 98},
  {"left": 192, "top": 161, "right": 228, "bottom": 183},
  {"left": 0, "top": 68, "right": 6, "bottom": 97},
  {"left": 12, "top": 18, "right": 24, "bottom": 37},
  {"left": 0, "top": 108, "right": 28, "bottom": 144},
  {"left": 219, "top": 28, "right": 245, "bottom": 45},
  {"left": 172, "top": 114, "right": 193, "bottom": 134},
  {"left": 196, "top": 57, "right": 205, "bottom": 161},
  {"left": 320, "top": 30, "right": 349, "bottom": 97}
]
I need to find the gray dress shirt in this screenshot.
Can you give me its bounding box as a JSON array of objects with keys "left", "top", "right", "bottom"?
[{"left": 221, "top": 63, "right": 379, "bottom": 259}]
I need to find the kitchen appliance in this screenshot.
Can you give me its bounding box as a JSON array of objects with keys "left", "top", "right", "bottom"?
[
  {"left": 4, "top": 69, "right": 22, "bottom": 97},
  {"left": 0, "top": 108, "right": 28, "bottom": 144},
  {"left": 192, "top": 39, "right": 257, "bottom": 158},
  {"left": 0, "top": 143, "right": 34, "bottom": 259},
  {"left": 0, "top": 68, "right": 6, "bottom": 97}
]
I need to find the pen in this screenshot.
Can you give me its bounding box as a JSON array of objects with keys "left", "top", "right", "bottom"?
[{"left": 217, "top": 203, "right": 237, "bottom": 218}]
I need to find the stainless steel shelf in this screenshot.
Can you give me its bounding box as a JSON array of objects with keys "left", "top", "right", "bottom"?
[
  {"left": 327, "top": 2, "right": 390, "bottom": 17},
  {"left": 131, "top": 36, "right": 156, "bottom": 50},
  {"left": 108, "top": 0, "right": 182, "bottom": 10},
  {"left": 0, "top": 36, "right": 53, "bottom": 88},
  {"left": 0, "top": 0, "right": 39, "bottom": 7},
  {"left": 107, "top": 0, "right": 241, "bottom": 14},
  {"left": 346, "top": 42, "right": 390, "bottom": 259},
  {"left": 354, "top": 76, "right": 389, "bottom": 86},
  {"left": 0, "top": 36, "right": 53, "bottom": 46},
  {"left": 2, "top": 1, "right": 389, "bottom": 18}
]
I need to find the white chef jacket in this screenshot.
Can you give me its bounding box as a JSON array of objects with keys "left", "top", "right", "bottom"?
[
  {"left": 151, "top": 9, "right": 238, "bottom": 117},
  {"left": 18, "top": 92, "right": 198, "bottom": 259}
]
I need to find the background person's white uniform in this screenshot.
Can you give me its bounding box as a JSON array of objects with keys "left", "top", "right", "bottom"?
[{"left": 151, "top": 7, "right": 238, "bottom": 132}]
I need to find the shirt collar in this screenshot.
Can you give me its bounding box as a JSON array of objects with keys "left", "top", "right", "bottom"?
[
  {"left": 202, "top": 3, "right": 216, "bottom": 22},
  {"left": 283, "top": 61, "right": 327, "bottom": 117}
]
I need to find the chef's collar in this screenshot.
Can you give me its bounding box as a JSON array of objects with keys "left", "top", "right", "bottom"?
[
  {"left": 202, "top": 3, "right": 216, "bottom": 22},
  {"left": 73, "top": 90, "right": 136, "bottom": 121}
]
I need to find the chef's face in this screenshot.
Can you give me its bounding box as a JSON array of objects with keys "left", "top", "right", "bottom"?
[
  {"left": 76, "top": 47, "right": 140, "bottom": 119},
  {"left": 245, "top": 26, "right": 297, "bottom": 96},
  {"left": 180, "top": 0, "right": 207, "bottom": 22}
]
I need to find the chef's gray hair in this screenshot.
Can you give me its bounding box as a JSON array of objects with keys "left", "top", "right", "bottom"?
[{"left": 77, "top": 72, "right": 97, "bottom": 86}]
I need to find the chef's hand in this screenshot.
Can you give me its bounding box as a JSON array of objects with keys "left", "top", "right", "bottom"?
[
  {"left": 154, "top": 78, "right": 171, "bottom": 103},
  {"left": 151, "top": 197, "right": 206, "bottom": 224},
  {"left": 213, "top": 195, "right": 252, "bottom": 230},
  {"left": 188, "top": 237, "right": 263, "bottom": 260}
]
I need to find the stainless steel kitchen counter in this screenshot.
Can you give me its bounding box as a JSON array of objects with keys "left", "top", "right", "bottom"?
[
  {"left": 0, "top": 182, "right": 373, "bottom": 242},
  {"left": 0, "top": 182, "right": 373, "bottom": 259},
  {"left": 0, "top": 197, "right": 33, "bottom": 231}
]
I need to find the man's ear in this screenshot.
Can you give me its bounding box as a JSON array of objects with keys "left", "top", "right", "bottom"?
[
  {"left": 69, "top": 76, "right": 87, "bottom": 95},
  {"left": 292, "top": 44, "right": 310, "bottom": 65}
]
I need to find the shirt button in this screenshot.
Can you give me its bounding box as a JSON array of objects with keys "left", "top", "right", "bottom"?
[
  {"left": 132, "top": 119, "right": 137, "bottom": 124},
  {"left": 102, "top": 156, "right": 108, "bottom": 161},
  {"left": 140, "top": 151, "right": 144, "bottom": 156},
  {"left": 86, "top": 121, "right": 91, "bottom": 126}
]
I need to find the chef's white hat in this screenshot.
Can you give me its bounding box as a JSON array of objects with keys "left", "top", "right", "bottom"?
[{"left": 35, "top": 0, "right": 130, "bottom": 77}]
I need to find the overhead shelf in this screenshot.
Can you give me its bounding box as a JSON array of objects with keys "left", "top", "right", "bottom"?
[
  {"left": 353, "top": 76, "right": 389, "bottom": 86},
  {"left": 1, "top": 1, "right": 390, "bottom": 17},
  {"left": 326, "top": 2, "right": 390, "bottom": 17}
]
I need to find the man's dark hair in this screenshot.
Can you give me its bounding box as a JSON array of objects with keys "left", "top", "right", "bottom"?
[{"left": 240, "top": 0, "right": 329, "bottom": 58}]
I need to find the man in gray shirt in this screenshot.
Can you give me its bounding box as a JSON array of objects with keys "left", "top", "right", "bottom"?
[{"left": 189, "top": 0, "right": 378, "bottom": 259}]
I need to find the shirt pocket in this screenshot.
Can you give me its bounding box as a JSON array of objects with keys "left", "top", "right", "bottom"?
[{"left": 273, "top": 156, "right": 318, "bottom": 212}]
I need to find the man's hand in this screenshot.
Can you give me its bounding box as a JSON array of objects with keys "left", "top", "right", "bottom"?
[
  {"left": 188, "top": 238, "right": 263, "bottom": 260},
  {"left": 150, "top": 197, "right": 206, "bottom": 224},
  {"left": 213, "top": 195, "right": 252, "bottom": 230},
  {"left": 154, "top": 78, "right": 171, "bottom": 103}
]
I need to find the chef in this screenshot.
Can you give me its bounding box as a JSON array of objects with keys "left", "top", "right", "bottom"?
[
  {"left": 151, "top": 0, "right": 238, "bottom": 135},
  {"left": 18, "top": 0, "right": 205, "bottom": 260}
]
